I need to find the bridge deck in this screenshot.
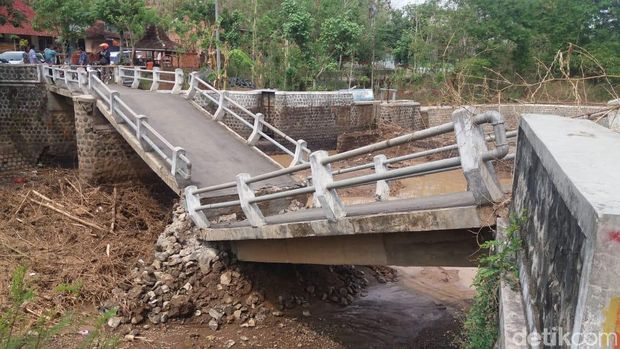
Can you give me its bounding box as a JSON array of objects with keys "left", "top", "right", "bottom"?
[{"left": 109, "top": 84, "right": 295, "bottom": 194}]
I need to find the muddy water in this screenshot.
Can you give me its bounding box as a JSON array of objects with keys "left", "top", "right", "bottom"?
[
  {"left": 270, "top": 153, "right": 513, "bottom": 200},
  {"left": 304, "top": 267, "right": 475, "bottom": 348}
]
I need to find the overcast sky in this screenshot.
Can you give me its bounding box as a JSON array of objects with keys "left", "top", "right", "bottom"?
[{"left": 391, "top": 0, "right": 426, "bottom": 9}]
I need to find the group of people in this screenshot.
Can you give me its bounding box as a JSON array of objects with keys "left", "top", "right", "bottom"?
[{"left": 26, "top": 42, "right": 111, "bottom": 66}]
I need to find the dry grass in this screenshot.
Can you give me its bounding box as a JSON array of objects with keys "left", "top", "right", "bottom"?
[{"left": 0, "top": 167, "right": 175, "bottom": 316}]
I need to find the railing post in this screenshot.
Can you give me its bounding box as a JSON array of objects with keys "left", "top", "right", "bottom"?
[
  {"left": 213, "top": 91, "right": 228, "bottom": 121},
  {"left": 114, "top": 66, "right": 121, "bottom": 84},
  {"left": 109, "top": 91, "right": 123, "bottom": 123},
  {"left": 373, "top": 154, "right": 390, "bottom": 201},
  {"left": 185, "top": 71, "right": 198, "bottom": 100},
  {"left": 236, "top": 173, "right": 266, "bottom": 227},
  {"left": 184, "top": 186, "right": 210, "bottom": 228},
  {"left": 63, "top": 68, "right": 73, "bottom": 91},
  {"left": 309, "top": 150, "right": 346, "bottom": 221},
  {"left": 86, "top": 67, "right": 93, "bottom": 91},
  {"left": 171, "top": 147, "right": 186, "bottom": 177},
  {"left": 247, "top": 113, "right": 264, "bottom": 146},
  {"left": 131, "top": 66, "right": 140, "bottom": 89},
  {"left": 43, "top": 66, "right": 53, "bottom": 84},
  {"left": 135, "top": 115, "right": 152, "bottom": 150},
  {"left": 78, "top": 68, "right": 88, "bottom": 94},
  {"left": 172, "top": 68, "right": 184, "bottom": 94},
  {"left": 291, "top": 139, "right": 308, "bottom": 167},
  {"left": 452, "top": 107, "right": 504, "bottom": 204},
  {"left": 150, "top": 67, "right": 160, "bottom": 91}
]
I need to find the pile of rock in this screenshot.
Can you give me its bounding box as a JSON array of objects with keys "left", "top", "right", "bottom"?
[{"left": 103, "top": 202, "right": 390, "bottom": 332}]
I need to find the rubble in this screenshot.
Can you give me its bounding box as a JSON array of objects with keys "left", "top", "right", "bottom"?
[{"left": 103, "top": 201, "right": 395, "bottom": 332}]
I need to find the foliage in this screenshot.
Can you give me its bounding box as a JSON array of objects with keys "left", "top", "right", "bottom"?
[
  {"left": 0, "top": 266, "right": 119, "bottom": 349},
  {"left": 460, "top": 211, "right": 527, "bottom": 349},
  {"left": 33, "top": 0, "right": 94, "bottom": 46},
  {"left": 171, "top": 0, "right": 216, "bottom": 53},
  {"left": 94, "top": 0, "right": 157, "bottom": 63},
  {"left": 0, "top": 0, "right": 24, "bottom": 27}
]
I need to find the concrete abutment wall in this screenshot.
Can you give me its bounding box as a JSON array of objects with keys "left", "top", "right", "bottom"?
[
  {"left": 507, "top": 114, "right": 620, "bottom": 347},
  {"left": 72, "top": 95, "right": 153, "bottom": 184}
]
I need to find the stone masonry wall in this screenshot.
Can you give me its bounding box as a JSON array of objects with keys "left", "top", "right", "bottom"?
[
  {"left": 270, "top": 92, "right": 355, "bottom": 149},
  {"left": 377, "top": 101, "right": 425, "bottom": 129},
  {"left": 510, "top": 129, "right": 587, "bottom": 337},
  {"left": 0, "top": 65, "right": 77, "bottom": 172},
  {"left": 73, "top": 95, "right": 152, "bottom": 183}
]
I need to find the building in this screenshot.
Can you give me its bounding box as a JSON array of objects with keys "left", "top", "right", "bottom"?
[{"left": 0, "top": 0, "right": 55, "bottom": 51}]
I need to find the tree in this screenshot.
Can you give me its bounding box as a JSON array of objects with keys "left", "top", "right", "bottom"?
[
  {"left": 0, "top": 0, "right": 24, "bottom": 26},
  {"left": 33, "top": 0, "right": 94, "bottom": 49},
  {"left": 94, "top": 0, "right": 158, "bottom": 64}
]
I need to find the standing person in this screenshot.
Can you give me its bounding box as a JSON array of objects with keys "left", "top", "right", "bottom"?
[
  {"left": 28, "top": 45, "right": 39, "bottom": 64},
  {"left": 43, "top": 45, "right": 57, "bottom": 64},
  {"left": 98, "top": 43, "right": 110, "bottom": 65},
  {"left": 78, "top": 47, "right": 88, "bottom": 66}
]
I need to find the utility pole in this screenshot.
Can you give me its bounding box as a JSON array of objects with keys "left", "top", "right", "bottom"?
[{"left": 215, "top": 0, "right": 221, "bottom": 73}]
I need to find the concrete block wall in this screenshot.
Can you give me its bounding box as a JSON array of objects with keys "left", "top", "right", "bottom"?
[
  {"left": 0, "top": 65, "right": 77, "bottom": 172},
  {"left": 73, "top": 95, "right": 152, "bottom": 183},
  {"left": 511, "top": 114, "right": 620, "bottom": 346}
]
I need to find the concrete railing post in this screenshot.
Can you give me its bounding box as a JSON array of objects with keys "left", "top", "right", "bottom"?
[
  {"left": 172, "top": 68, "right": 184, "bottom": 94},
  {"left": 185, "top": 71, "right": 198, "bottom": 100},
  {"left": 171, "top": 147, "right": 186, "bottom": 177},
  {"left": 184, "top": 186, "right": 210, "bottom": 228},
  {"left": 373, "top": 154, "right": 390, "bottom": 201},
  {"left": 43, "top": 66, "right": 53, "bottom": 84},
  {"left": 131, "top": 66, "right": 140, "bottom": 89},
  {"left": 135, "top": 115, "right": 152, "bottom": 151},
  {"left": 213, "top": 91, "right": 228, "bottom": 121},
  {"left": 310, "top": 150, "right": 346, "bottom": 221},
  {"left": 247, "top": 113, "right": 264, "bottom": 146},
  {"left": 452, "top": 107, "right": 504, "bottom": 204},
  {"left": 87, "top": 67, "right": 94, "bottom": 91},
  {"left": 150, "top": 67, "right": 160, "bottom": 91},
  {"left": 78, "top": 68, "right": 88, "bottom": 93},
  {"left": 291, "top": 139, "right": 308, "bottom": 167},
  {"left": 113, "top": 66, "right": 119, "bottom": 84},
  {"left": 109, "top": 91, "right": 124, "bottom": 123},
  {"left": 236, "top": 173, "right": 266, "bottom": 227},
  {"left": 184, "top": 185, "right": 211, "bottom": 228}
]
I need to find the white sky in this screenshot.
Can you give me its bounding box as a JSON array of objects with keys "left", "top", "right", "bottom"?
[{"left": 391, "top": 0, "right": 426, "bottom": 9}]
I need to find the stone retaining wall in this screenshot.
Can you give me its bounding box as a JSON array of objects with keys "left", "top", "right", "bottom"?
[
  {"left": 0, "top": 65, "right": 77, "bottom": 172},
  {"left": 73, "top": 95, "right": 152, "bottom": 183}
]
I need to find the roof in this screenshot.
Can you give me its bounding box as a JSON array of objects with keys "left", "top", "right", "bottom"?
[
  {"left": 0, "top": 0, "right": 55, "bottom": 37},
  {"left": 134, "top": 26, "right": 178, "bottom": 52}
]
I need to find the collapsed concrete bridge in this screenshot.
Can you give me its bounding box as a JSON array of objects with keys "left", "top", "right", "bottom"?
[{"left": 33, "top": 64, "right": 517, "bottom": 267}]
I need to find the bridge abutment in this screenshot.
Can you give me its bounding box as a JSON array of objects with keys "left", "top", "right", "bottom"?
[
  {"left": 507, "top": 114, "right": 620, "bottom": 347},
  {"left": 73, "top": 95, "right": 152, "bottom": 184}
]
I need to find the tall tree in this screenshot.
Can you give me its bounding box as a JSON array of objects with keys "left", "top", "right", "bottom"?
[
  {"left": 33, "top": 0, "right": 94, "bottom": 49},
  {"left": 94, "top": 0, "right": 157, "bottom": 64}
]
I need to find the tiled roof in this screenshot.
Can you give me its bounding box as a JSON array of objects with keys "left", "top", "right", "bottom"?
[{"left": 0, "top": 0, "right": 55, "bottom": 37}]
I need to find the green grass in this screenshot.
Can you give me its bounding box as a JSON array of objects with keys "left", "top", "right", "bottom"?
[{"left": 459, "top": 211, "right": 527, "bottom": 349}]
